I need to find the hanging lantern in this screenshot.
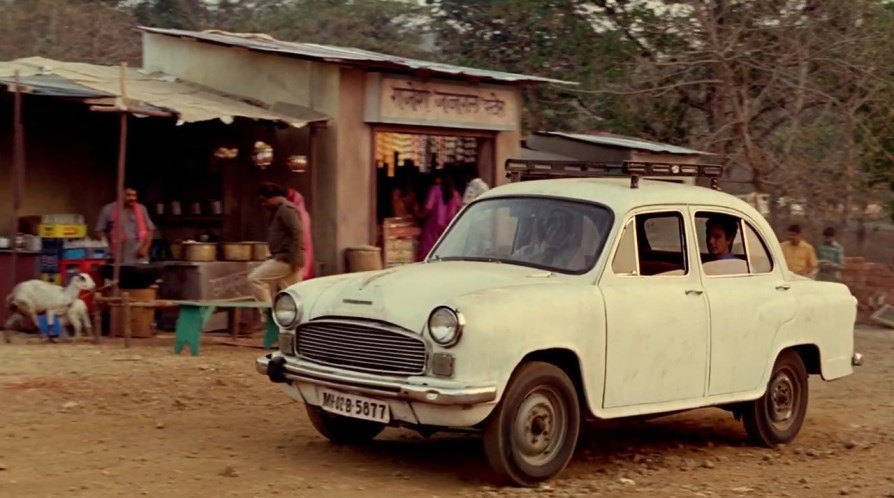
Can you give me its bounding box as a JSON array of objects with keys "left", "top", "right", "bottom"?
[
  {"left": 252, "top": 141, "right": 273, "bottom": 169},
  {"left": 287, "top": 155, "right": 308, "bottom": 173},
  {"left": 213, "top": 146, "right": 239, "bottom": 159}
]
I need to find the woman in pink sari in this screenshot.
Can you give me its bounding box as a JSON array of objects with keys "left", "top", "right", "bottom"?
[
  {"left": 286, "top": 188, "right": 314, "bottom": 280},
  {"left": 417, "top": 170, "right": 462, "bottom": 261}
]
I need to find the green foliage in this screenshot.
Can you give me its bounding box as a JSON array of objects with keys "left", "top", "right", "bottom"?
[
  {"left": 0, "top": 0, "right": 141, "bottom": 64},
  {"left": 429, "top": 0, "right": 638, "bottom": 131}
]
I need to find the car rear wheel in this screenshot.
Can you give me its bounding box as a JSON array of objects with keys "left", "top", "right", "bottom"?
[
  {"left": 742, "top": 350, "right": 809, "bottom": 447},
  {"left": 483, "top": 361, "right": 581, "bottom": 486},
  {"left": 305, "top": 404, "right": 385, "bottom": 444}
]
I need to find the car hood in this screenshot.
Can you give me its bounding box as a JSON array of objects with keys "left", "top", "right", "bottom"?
[{"left": 304, "top": 261, "right": 567, "bottom": 332}]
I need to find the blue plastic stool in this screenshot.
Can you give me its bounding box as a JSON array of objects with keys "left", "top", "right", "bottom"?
[{"left": 37, "top": 313, "right": 62, "bottom": 338}]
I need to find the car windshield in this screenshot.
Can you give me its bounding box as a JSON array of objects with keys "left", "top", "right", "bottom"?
[{"left": 430, "top": 197, "right": 613, "bottom": 274}]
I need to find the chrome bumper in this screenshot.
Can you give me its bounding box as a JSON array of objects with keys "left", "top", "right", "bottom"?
[
  {"left": 256, "top": 353, "right": 497, "bottom": 406},
  {"left": 852, "top": 352, "right": 864, "bottom": 367}
]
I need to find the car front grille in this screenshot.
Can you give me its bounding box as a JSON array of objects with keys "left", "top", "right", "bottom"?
[{"left": 295, "top": 318, "right": 427, "bottom": 375}]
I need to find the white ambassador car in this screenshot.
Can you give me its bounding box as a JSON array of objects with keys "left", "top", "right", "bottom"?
[{"left": 257, "top": 160, "right": 860, "bottom": 486}]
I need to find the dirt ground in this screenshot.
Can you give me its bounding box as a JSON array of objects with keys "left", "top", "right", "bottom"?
[{"left": 1, "top": 327, "right": 893, "bottom": 498}]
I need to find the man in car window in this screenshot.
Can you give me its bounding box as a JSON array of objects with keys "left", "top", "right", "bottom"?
[
  {"left": 706, "top": 215, "right": 739, "bottom": 261},
  {"left": 513, "top": 209, "right": 581, "bottom": 269},
  {"left": 702, "top": 215, "right": 749, "bottom": 276}
]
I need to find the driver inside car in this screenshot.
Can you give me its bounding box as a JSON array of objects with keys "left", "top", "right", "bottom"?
[{"left": 513, "top": 208, "right": 582, "bottom": 269}]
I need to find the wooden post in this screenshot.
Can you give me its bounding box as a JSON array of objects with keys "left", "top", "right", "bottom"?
[
  {"left": 5, "top": 71, "right": 25, "bottom": 345},
  {"left": 122, "top": 291, "right": 131, "bottom": 348},
  {"left": 111, "top": 63, "right": 128, "bottom": 299},
  {"left": 91, "top": 300, "right": 102, "bottom": 345},
  {"left": 231, "top": 308, "right": 242, "bottom": 339}
]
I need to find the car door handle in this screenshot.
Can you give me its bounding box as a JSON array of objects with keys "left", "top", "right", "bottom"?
[
  {"left": 776, "top": 283, "right": 791, "bottom": 291},
  {"left": 685, "top": 289, "right": 704, "bottom": 296}
]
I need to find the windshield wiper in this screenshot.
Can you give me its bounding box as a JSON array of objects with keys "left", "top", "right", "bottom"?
[{"left": 438, "top": 256, "right": 503, "bottom": 264}]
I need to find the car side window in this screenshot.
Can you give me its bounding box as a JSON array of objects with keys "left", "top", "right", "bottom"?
[
  {"left": 612, "top": 219, "right": 637, "bottom": 275},
  {"left": 743, "top": 222, "right": 774, "bottom": 273},
  {"left": 695, "top": 211, "right": 771, "bottom": 276},
  {"left": 612, "top": 212, "right": 688, "bottom": 277}
]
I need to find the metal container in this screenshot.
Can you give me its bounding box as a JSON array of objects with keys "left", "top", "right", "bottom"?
[
  {"left": 248, "top": 242, "right": 270, "bottom": 261},
  {"left": 170, "top": 241, "right": 183, "bottom": 260},
  {"left": 23, "top": 235, "right": 42, "bottom": 252},
  {"left": 183, "top": 242, "right": 217, "bottom": 262},
  {"left": 220, "top": 242, "right": 252, "bottom": 261}
]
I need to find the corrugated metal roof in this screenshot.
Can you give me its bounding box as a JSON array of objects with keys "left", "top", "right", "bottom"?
[
  {"left": 536, "top": 131, "right": 713, "bottom": 156},
  {"left": 138, "top": 27, "right": 576, "bottom": 86},
  {"left": 0, "top": 57, "right": 329, "bottom": 125},
  {"left": 0, "top": 73, "right": 109, "bottom": 98}
]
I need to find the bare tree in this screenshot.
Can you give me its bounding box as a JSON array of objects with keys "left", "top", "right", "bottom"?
[{"left": 580, "top": 0, "right": 894, "bottom": 233}]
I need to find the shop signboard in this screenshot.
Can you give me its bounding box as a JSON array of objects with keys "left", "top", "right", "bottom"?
[{"left": 366, "top": 75, "right": 520, "bottom": 131}]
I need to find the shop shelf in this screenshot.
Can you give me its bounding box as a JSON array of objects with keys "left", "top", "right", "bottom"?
[{"left": 38, "top": 224, "right": 87, "bottom": 238}]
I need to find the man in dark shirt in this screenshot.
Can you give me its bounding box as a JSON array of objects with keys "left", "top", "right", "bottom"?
[{"left": 248, "top": 182, "right": 305, "bottom": 304}]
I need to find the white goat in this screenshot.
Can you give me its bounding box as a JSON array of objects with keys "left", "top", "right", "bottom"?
[
  {"left": 5, "top": 274, "right": 96, "bottom": 338},
  {"left": 57, "top": 298, "right": 92, "bottom": 339}
]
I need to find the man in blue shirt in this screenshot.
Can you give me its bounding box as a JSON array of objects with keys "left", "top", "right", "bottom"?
[{"left": 816, "top": 226, "right": 845, "bottom": 282}]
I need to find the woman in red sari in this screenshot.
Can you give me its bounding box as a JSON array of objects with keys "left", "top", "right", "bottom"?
[{"left": 286, "top": 188, "right": 314, "bottom": 280}]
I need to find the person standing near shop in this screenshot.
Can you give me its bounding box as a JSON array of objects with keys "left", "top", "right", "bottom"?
[
  {"left": 816, "top": 226, "right": 845, "bottom": 282},
  {"left": 94, "top": 186, "right": 155, "bottom": 265},
  {"left": 461, "top": 163, "right": 490, "bottom": 206},
  {"left": 248, "top": 182, "right": 304, "bottom": 304},
  {"left": 417, "top": 169, "right": 462, "bottom": 260},
  {"left": 780, "top": 224, "right": 818, "bottom": 278}
]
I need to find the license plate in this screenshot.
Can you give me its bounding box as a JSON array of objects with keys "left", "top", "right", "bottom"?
[{"left": 318, "top": 388, "right": 390, "bottom": 423}]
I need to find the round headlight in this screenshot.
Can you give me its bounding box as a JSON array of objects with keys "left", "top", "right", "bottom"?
[
  {"left": 428, "top": 306, "right": 463, "bottom": 347},
  {"left": 273, "top": 292, "right": 302, "bottom": 329}
]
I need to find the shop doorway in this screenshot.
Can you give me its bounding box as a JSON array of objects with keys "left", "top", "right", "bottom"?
[{"left": 372, "top": 128, "right": 495, "bottom": 267}]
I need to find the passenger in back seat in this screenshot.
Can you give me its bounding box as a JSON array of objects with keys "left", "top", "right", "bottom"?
[
  {"left": 706, "top": 215, "right": 738, "bottom": 261},
  {"left": 703, "top": 215, "right": 749, "bottom": 275}
]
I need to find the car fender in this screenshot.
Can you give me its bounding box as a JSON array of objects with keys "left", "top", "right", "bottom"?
[{"left": 449, "top": 283, "right": 606, "bottom": 418}]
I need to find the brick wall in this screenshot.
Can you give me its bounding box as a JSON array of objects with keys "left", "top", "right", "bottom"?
[{"left": 839, "top": 257, "right": 894, "bottom": 323}]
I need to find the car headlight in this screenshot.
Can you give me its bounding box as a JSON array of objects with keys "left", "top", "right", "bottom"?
[
  {"left": 428, "top": 306, "right": 464, "bottom": 348},
  {"left": 273, "top": 291, "right": 302, "bottom": 329}
]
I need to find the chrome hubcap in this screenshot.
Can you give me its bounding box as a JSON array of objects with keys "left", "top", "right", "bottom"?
[
  {"left": 512, "top": 387, "right": 567, "bottom": 467},
  {"left": 768, "top": 372, "right": 796, "bottom": 426}
]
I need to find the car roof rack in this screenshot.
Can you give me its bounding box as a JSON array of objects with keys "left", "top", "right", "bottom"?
[{"left": 505, "top": 159, "right": 725, "bottom": 190}]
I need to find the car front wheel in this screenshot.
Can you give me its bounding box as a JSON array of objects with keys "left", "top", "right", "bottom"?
[
  {"left": 742, "top": 350, "right": 809, "bottom": 447},
  {"left": 305, "top": 404, "right": 385, "bottom": 444},
  {"left": 483, "top": 361, "right": 581, "bottom": 486}
]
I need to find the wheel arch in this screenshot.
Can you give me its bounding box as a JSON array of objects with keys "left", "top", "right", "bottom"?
[
  {"left": 519, "top": 348, "right": 591, "bottom": 418},
  {"left": 785, "top": 343, "right": 821, "bottom": 376}
]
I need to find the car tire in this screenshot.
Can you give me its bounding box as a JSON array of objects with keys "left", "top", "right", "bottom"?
[
  {"left": 483, "top": 361, "right": 581, "bottom": 486},
  {"left": 742, "top": 350, "right": 809, "bottom": 447},
  {"left": 305, "top": 404, "right": 385, "bottom": 444}
]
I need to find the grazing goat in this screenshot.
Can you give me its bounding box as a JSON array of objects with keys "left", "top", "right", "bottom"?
[{"left": 5, "top": 274, "right": 96, "bottom": 337}]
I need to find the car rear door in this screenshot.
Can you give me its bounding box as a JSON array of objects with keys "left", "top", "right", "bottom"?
[
  {"left": 691, "top": 208, "right": 797, "bottom": 396},
  {"left": 600, "top": 207, "right": 710, "bottom": 408}
]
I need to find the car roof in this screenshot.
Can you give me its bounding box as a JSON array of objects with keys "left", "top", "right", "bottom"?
[{"left": 482, "top": 178, "right": 758, "bottom": 218}]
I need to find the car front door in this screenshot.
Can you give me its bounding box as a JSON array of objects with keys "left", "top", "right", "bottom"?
[
  {"left": 600, "top": 207, "right": 710, "bottom": 409},
  {"left": 691, "top": 208, "right": 797, "bottom": 396}
]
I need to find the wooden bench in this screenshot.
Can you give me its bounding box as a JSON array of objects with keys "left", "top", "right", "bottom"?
[
  {"left": 95, "top": 295, "right": 278, "bottom": 355},
  {"left": 172, "top": 300, "right": 278, "bottom": 356}
]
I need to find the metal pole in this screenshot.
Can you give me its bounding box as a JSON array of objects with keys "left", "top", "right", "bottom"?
[
  {"left": 111, "top": 63, "right": 128, "bottom": 301},
  {"left": 5, "top": 71, "right": 25, "bottom": 344}
]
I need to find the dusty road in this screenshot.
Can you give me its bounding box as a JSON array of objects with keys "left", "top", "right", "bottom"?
[{"left": 1, "top": 327, "right": 893, "bottom": 498}]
